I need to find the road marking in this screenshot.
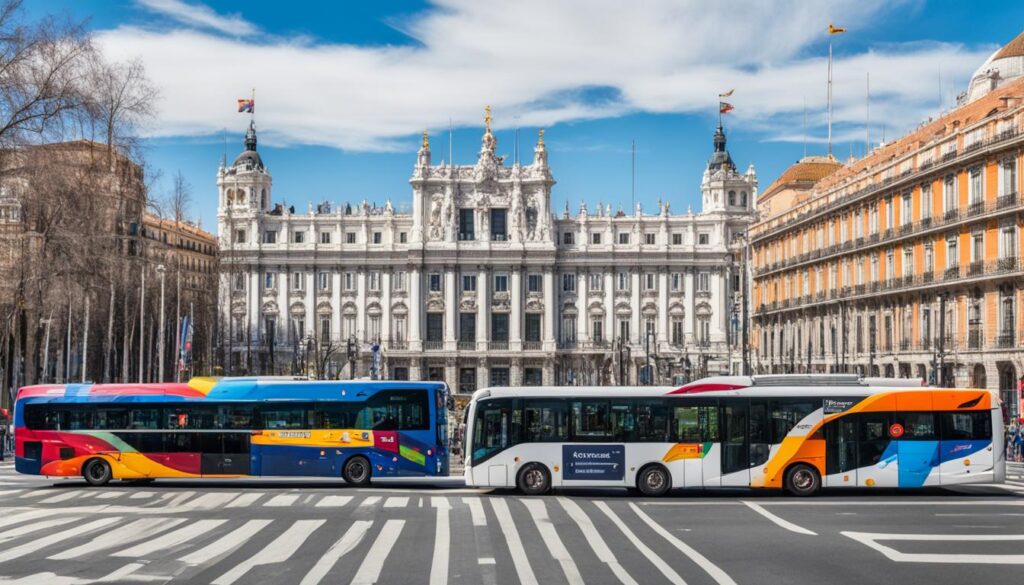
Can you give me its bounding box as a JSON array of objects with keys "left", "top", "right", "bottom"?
[
  {"left": 299, "top": 521, "right": 373, "bottom": 585},
  {"left": 559, "top": 498, "right": 637, "bottom": 585},
  {"left": 225, "top": 492, "right": 264, "bottom": 508},
  {"left": 20, "top": 489, "right": 57, "bottom": 498},
  {"left": 0, "top": 509, "right": 62, "bottom": 530},
  {"left": 0, "top": 489, "right": 23, "bottom": 497},
  {"left": 478, "top": 558, "right": 496, "bottom": 565},
  {"left": 462, "top": 497, "right": 487, "bottom": 526},
  {"left": 264, "top": 493, "right": 300, "bottom": 507},
  {"left": 594, "top": 501, "right": 686, "bottom": 585},
  {"left": 359, "top": 496, "right": 382, "bottom": 508},
  {"left": 383, "top": 497, "right": 409, "bottom": 508},
  {"left": 156, "top": 491, "right": 195, "bottom": 507},
  {"left": 186, "top": 492, "right": 240, "bottom": 509},
  {"left": 630, "top": 503, "right": 737, "bottom": 585},
  {"left": 95, "top": 491, "right": 123, "bottom": 500},
  {"left": 522, "top": 499, "right": 584, "bottom": 585},
  {"left": 50, "top": 517, "right": 186, "bottom": 559},
  {"left": 129, "top": 491, "right": 155, "bottom": 499},
  {"left": 179, "top": 519, "right": 273, "bottom": 566},
  {"left": 0, "top": 516, "right": 79, "bottom": 543},
  {"left": 114, "top": 518, "right": 227, "bottom": 558},
  {"left": 0, "top": 516, "right": 121, "bottom": 563},
  {"left": 430, "top": 498, "right": 451, "bottom": 585},
  {"left": 350, "top": 519, "right": 405, "bottom": 585},
  {"left": 742, "top": 501, "right": 817, "bottom": 536},
  {"left": 935, "top": 513, "right": 1024, "bottom": 516},
  {"left": 316, "top": 495, "right": 354, "bottom": 508},
  {"left": 842, "top": 531, "right": 1024, "bottom": 564},
  {"left": 491, "top": 499, "right": 538, "bottom": 585},
  {"left": 212, "top": 519, "right": 325, "bottom": 585}
]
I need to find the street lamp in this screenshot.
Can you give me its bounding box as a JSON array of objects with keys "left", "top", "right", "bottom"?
[{"left": 156, "top": 264, "right": 166, "bottom": 383}]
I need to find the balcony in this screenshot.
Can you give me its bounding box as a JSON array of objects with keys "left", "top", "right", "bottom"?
[
  {"left": 489, "top": 341, "right": 509, "bottom": 351},
  {"left": 997, "top": 256, "right": 1019, "bottom": 272},
  {"left": 941, "top": 150, "right": 957, "bottom": 162},
  {"left": 997, "top": 192, "right": 1019, "bottom": 209},
  {"left": 997, "top": 332, "right": 1017, "bottom": 349},
  {"left": 944, "top": 265, "right": 960, "bottom": 280},
  {"left": 943, "top": 208, "right": 960, "bottom": 222},
  {"left": 524, "top": 340, "right": 543, "bottom": 350},
  {"left": 967, "top": 201, "right": 985, "bottom": 217},
  {"left": 920, "top": 216, "right": 932, "bottom": 228},
  {"left": 457, "top": 341, "right": 476, "bottom": 351},
  {"left": 388, "top": 340, "right": 408, "bottom": 351},
  {"left": 899, "top": 339, "right": 911, "bottom": 351},
  {"left": 922, "top": 270, "right": 934, "bottom": 283},
  {"left": 899, "top": 224, "right": 913, "bottom": 236},
  {"left": 967, "top": 260, "right": 984, "bottom": 277},
  {"left": 558, "top": 340, "right": 578, "bottom": 350},
  {"left": 424, "top": 340, "right": 444, "bottom": 351}
]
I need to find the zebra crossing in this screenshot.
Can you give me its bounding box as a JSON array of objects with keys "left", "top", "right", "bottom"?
[
  {"left": 1007, "top": 462, "right": 1024, "bottom": 488},
  {"left": 0, "top": 490, "right": 737, "bottom": 585}
]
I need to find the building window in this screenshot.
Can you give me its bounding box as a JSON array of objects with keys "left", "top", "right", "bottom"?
[
  {"left": 924, "top": 243, "right": 934, "bottom": 273},
  {"left": 563, "top": 232, "right": 574, "bottom": 245},
  {"left": 525, "top": 313, "right": 541, "bottom": 342},
  {"left": 698, "top": 318, "right": 710, "bottom": 345},
  {"left": 902, "top": 194, "right": 912, "bottom": 225},
  {"left": 618, "top": 232, "right": 630, "bottom": 245},
  {"left": 589, "top": 273, "right": 603, "bottom": 291},
  {"left": 459, "top": 368, "right": 477, "bottom": 394},
  {"left": 618, "top": 319, "right": 630, "bottom": 342},
  {"left": 318, "top": 272, "right": 330, "bottom": 291},
  {"left": 346, "top": 232, "right": 357, "bottom": 244},
  {"left": 293, "top": 231, "right": 305, "bottom": 244},
  {"left": 393, "top": 271, "right": 406, "bottom": 292},
  {"left": 523, "top": 368, "right": 542, "bottom": 386},
  {"left": 1000, "top": 225, "right": 1018, "bottom": 259},
  {"left": 392, "top": 367, "right": 409, "bottom": 381},
  {"left": 947, "top": 237, "right": 959, "bottom": 268},
  {"left": 971, "top": 232, "right": 984, "bottom": 263},
  {"left": 392, "top": 317, "right": 406, "bottom": 342},
  {"left": 462, "top": 274, "right": 477, "bottom": 292},
  {"left": 698, "top": 233, "right": 709, "bottom": 245},
  {"left": 368, "top": 271, "right": 380, "bottom": 291},
  {"left": 292, "top": 318, "right": 305, "bottom": 340},
  {"left": 617, "top": 272, "right": 629, "bottom": 291},
  {"left": 943, "top": 175, "right": 957, "bottom": 213},
  {"left": 399, "top": 232, "right": 407, "bottom": 243},
  {"left": 671, "top": 319, "right": 684, "bottom": 345},
  {"left": 561, "top": 316, "right": 577, "bottom": 343},
  {"left": 902, "top": 248, "right": 913, "bottom": 277},
  {"left": 592, "top": 320, "right": 603, "bottom": 343},
  {"left": 491, "top": 314, "right": 509, "bottom": 342},
  {"left": 562, "top": 273, "right": 576, "bottom": 292},
  {"left": 263, "top": 230, "right": 277, "bottom": 244},
  {"left": 459, "top": 208, "right": 475, "bottom": 241},
  {"left": 645, "top": 233, "right": 655, "bottom": 245},
  {"left": 320, "top": 318, "right": 331, "bottom": 343},
  {"left": 697, "top": 272, "right": 710, "bottom": 292},
  {"left": 527, "top": 273, "right": 542, "bottom": 293},
  {"left": 233, "top": 273, "right": 245, "bottom": 292},
  {"left": 264, "top": 272, "right": 275, "bottom": 289},
  {"left": 372, "top": 232, "right": 382, "bottom": 244},
  {"left": 490, "top": 209, "right": 507, "bottom": 241},
  {"left": 921, "top": 184, "right": 932, "bottom": 219},
  {"left": 494, "top": 273, "right": 508, "bottom": 292},
  {"left": 968, "top": 166, "right": 983, "bottom": 205},
  {"left": 740, "top": 191, "right": 748, "bottom": 206},
  {"left": 429, "top": 273, "right": 442, "bottom": 292},
  {"left": 344, "top": 272, "right": 355, "bottom": 291},
  {"left": 672, "top": 233, "right": 682, "bottom": 245},
  {"left": 234, "top": 229, "right": 246, "bottom": 244},
  {"left": 320, "top": 231, "right": 331, "bottom": 244},
  {"left": 291, "top": 272, "right": 304, "bottom": 291},
  {"left": 592, "top": 232, "right": 602, "bottom": 245},
  {"left": 1001, "top": 158, "right": 1018, "bottom": 196},
  {"left": 426, "top": 313, "right": 443, "bottom": 342},
  {"left": 728, "top": 190, "right": 736, "bottom": 206},
  {"left": 671, "top": 273, "right": 682, "bottom": 290},
  {"left": 459, "top": 313, "right": 476, "bottom": 342},
  {"left": 644, "top": 273, "right": 655, "bottom": 290},
  {"left": 490, "top": 367, "right": 510, "bottom": 387}
]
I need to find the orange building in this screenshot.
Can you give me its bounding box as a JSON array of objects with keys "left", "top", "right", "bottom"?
[{"left": 750, "top": 32, "right": 1024, "bottom": 420}]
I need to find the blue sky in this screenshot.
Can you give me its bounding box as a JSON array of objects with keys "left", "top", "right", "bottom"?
[{"left": 27, "top": 0, "right": 1024, "bottom": 229}]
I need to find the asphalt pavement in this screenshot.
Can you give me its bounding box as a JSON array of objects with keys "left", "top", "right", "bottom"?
[{"left": 0, "top": 461, "right": 1021, "bottom": 584}]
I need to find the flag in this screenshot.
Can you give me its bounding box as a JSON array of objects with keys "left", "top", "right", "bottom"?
[
  {"left": 828, "top": 23, "right": 846, "bottom": 35},
  {"left": 719, "top": 102, "right": 734, "bottom": 114},
  {"left": 719, "top": 89, "right": 735, "bottom": 98},
  {"left": 237, "top": 99, "right": 254, "bottom": 113}
]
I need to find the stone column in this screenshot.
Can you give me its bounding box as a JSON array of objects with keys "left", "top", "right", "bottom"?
[
  {"left": 409, "top": 268, "right": 422, "bottom": 351},
  {"left": 511, "top": 267, "right": 523, "bottom": 351},
  {"left": 356, "top": 270, "right": 367, "bottom": 342},
  {"left": 542, "top": 268, "right": 555, "bottom": 350},
  {"left": 249, "top": 270, "right": 260, "bottom": 343},
  {"left": 477, "top": 266, "right": 490, "bottom": 351},
  {"left": 658, "top": 270, "right": 669, "bottom": 346},
  {"left": 577, "top": 269, "right": 588, "bottom": 344},
  {"left": 630, "top": 270, "right": 641, "bottom": 344},
  {"left": 331, "top": 271, "right": 341, "bottom": 344},
  {"left": 381, "top": 271, "right": 392, "bottom": 343},
  {"left": 685, "top": 269, "right": 695, "bottom": 343},
  {"left": 444, "top": 267, "right": 457, "bottom": 350},
  {"left": 277, "top": 266, "right": 288, "bottom": 345},
  {"left": 604, "top": 271, "right": 614, "bottom": 343}
]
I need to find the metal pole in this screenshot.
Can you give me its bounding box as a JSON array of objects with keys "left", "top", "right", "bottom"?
[
  {"left": 139, "top": 267, "right": 145, "bottom": 383},
  {"left": 64, "top": 299, "right": 71, "bottom": 384},
  {"left": 938, "top": 294, "right": 946, "bottom": 387},
  {"left": 157, "top": 264, "right": 166, "bottom": 383},
  {"left": 81, "top": 296, "right": 89, "bottom": 383},
  {"left": 741, "top": 235, "right": 750, "bottom": 375},
  {"left": 175, "top": 259, "right": 181, "bottom": 382},
  {"left": 41, "top": 313, "right": 52, "bottom": 384}
]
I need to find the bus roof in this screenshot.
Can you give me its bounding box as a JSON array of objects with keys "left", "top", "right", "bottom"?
[{"left": 15, "top": 378, "right": 448, "bottom": 404}]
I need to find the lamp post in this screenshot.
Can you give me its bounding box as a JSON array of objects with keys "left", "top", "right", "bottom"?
[{"left": 156, "top": 264, "right": 166, "bottom": 383}]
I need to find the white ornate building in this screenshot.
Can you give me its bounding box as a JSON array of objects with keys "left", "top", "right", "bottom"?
[{"left": 218, "top": 111, "right": 758, "bottom": 392}]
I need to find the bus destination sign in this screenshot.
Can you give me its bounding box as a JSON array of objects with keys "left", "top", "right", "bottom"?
[{"left": 563, "top": 445, "right": 625, "bottom": 480}]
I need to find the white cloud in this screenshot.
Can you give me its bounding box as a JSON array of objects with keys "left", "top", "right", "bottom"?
[
  {"left": 98, "top": 0, "right": 994, "bottom": 152},
  {"left": 136, "top": 0, "right": 258, "bottom": 36}
]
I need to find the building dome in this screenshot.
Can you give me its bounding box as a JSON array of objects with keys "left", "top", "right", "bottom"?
[
  {"left": 231, "top": 121, "right": 264, "bottom": 171},
  {"left": 966, "top": 30, "right": 1024, "bottom": 103},
  {"left": 758, "top": 155, "right": 841, "bottom": 220}
]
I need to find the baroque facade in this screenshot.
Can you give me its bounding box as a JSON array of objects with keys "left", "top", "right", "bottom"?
[
  {"left": 218, "top": 110, "right": 757, "bottom": 393},
  {"left": 750, "top": 31, "right": 1024, "bottom": 422}
]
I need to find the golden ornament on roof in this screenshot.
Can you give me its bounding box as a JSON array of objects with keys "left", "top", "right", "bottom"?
[{"left": 422, "top": 129, "right": 429, "bottom": 149}]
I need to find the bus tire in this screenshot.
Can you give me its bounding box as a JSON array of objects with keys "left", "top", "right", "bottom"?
[
  {"left": 517, "top": 463, "right": 551, "bottom": 495},
  {"left": 343, "top": 456, "right": 372, "bottom": 486},
  {"left": 784, "top": 463, "right": 821, "bottom": 497},
  {"left": 637, "top": 464, "right": 672, "bottom": 497},
  {"left": 83, "top": 458, "right": 112, "bottom": 487}
]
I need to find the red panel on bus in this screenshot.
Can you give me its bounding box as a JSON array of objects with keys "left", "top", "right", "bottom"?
[
  {"left": 667, "top": 383, "right": 746, "bottom": 395},
  {"left": 373, "top": 431, "right": 399, "bottom": 453}
]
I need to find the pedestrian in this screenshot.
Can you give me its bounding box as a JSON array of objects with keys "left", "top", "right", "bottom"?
[{"left": 0, "top": 424, "right": 6, "bottom": 461}]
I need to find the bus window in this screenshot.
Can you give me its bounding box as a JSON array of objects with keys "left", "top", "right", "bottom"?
[
  {"left": 721, "top": 399, "right": 749, "bottom": 474},
  {"left": 673, "top": 403, "right": 719, "bottom": 443},
  {"left": 609, "top": 401, "right": 635, "bottom": 441},
  {"left": 939, "top": 412, "right": 991, "bottom": 440},
  {"left": 635, "top": 400, "right": 670, "bottom": 442},
  {"left": 166, "top": 405, "right": 217, "bottom": 430},
  {"left": 523, "top": 400, "right": 568, "bottom": 442},
  {"left": 127, "top": 408, "right": 161, "bottom": 430},
  {"left": 316, "top": 403, "right": 359, "bottom": 429},
  {"left": 750, "top": 400, "right": 770, "bottom": 466},
  {"left": 359, "top": 391, "right": 429, "bottom": 430},
  {"left": 259, "top": 404, "right": 313, "bottom": 429},
  {"left": 571, "top": 400, "right": 610, "bottom": 441},
  {"left": 217, "top": 404, "right": 255, "bottom": 429},
  {"left": 472, "top": 399, "right": 511, "bottom": 462},
  {"left": 769, "top": 399, "right": 818, "bottom": 443},
  {"left": 895, "top": 412, "right": 936, "bottom": 439},
  {"left": 858, "top": 413, "right": 890, "bottom": 468}
]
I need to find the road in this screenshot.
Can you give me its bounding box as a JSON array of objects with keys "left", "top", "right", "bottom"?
[{"left": 0, "top": 461, "right": 1022, "bottom": 585}]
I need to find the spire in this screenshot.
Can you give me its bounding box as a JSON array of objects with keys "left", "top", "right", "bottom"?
[
  {"left": 533, "top": 128, "right": 548, "bottom": 167},
  {"left": 244, "top": 120, "right": 257, "bottom": 152},
  {"left": 481, "top": 105, "right": 496, "bottom": 152},
  {"left": 422, "top": 129, "right": 430, "bottom": 150},
  {"left": 706, "top": 124, "right": 735, "bottom": 172}
]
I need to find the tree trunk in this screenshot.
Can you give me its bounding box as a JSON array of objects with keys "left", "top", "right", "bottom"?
[{"left": 103, "top": 281, "right": 114, "bottom": 382}]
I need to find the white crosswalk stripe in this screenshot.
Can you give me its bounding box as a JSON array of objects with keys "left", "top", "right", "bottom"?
[
  {"left": 522, "top": 499, "right": 584, "bottom": 585},
  {"left": 315, "top": 495, "right": 353, "bottom": 508},
  {"left": 212, "top": 519, "right": 325, "bottom": 585},
  {"left": 358, "top": 496, "right": 382, "bottom": 508},
  {"left": 383, "top": 496, "right": 409, "bottom": 508},
  {"left": 225, "top": 491, "right": 264, "bottom": 507},
  {"left": 114, "top": 518, "right": 227, "bottom": 557},
  {"left": 350, "top": 519, "right": 405, "bottom": 585},
  {"left": 558, "top": 497, "right": 637, "bottom": 585},
  {"left": 462, "top": 496, "right": 487, "bottom": 526},
  {"left": 0, "top": 516, "right": 80, "bottom": 544},
  {"left": 264, "top": 493, "right": 300, "bottom": 507},
  {"left": 490, "top": 498, "right": 538, "bottom": 585},
  {"left": 430, "top": 497, "right": 451, "bottom": 585},
  {"left": 179, "top": 519, "right": 273, "bottom": 566},
  {"left": 49, "top": 517, "right": 187, "bottom": 560},
  {"left": 38, "top": 490, "right": 92, "bottom": 504},
  {"left": 593, "top": 501, "right": 687, "bottom": 585},
  {"left": 299, "top": 520, "right": 373, "bottom": 585},
  {"left": 0, "top": 516, "right": 121, "bottom": 563}
]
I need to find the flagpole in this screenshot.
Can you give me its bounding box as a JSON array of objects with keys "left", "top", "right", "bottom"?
[
  {"left": 827, "top": 35, "right": 833, "bottom": 157},
  {"left": 251, "top": 88, "right": 255, "bottom": 125}
]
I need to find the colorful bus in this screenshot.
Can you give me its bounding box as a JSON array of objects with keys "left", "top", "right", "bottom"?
[
  {"left": 14, "top": 377, "right": 449, "bottom": 486},
  {"left": 463, "top": 375, "right": 1004, "bottom": 496}
]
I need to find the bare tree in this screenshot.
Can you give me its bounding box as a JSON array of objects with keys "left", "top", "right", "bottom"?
[{"left": 167, "top": 170, "right": 192, "bottom": 223}]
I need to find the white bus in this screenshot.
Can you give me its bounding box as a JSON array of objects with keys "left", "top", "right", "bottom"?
[{"left": 463, "top": 375, "right": 1004, "bottom": 496}]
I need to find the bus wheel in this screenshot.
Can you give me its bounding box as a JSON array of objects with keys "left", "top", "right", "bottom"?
[
  {"left": 517, "top": 463, "right": 551, "bottom": 495},
  {"left": 637, "top": 464, "right": 672, "bottom": 497},
  {"left": 784, "top": 463, "right": 821, "bottom": 496},
  {"left": 83, "top": 458, "right": 112, "bottom": 487},
  {"left": 343, "top": 456, "right": 372, "bottom": 486}
]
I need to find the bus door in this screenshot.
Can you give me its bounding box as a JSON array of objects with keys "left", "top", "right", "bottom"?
[
  {"left": 672, "top": 400, "right": 717, "bottom": 488},
  {"left": 824, "top": 415, "right": 858, "bottom": 487},
  {"left": 200, "top": 432, "right": 251, "bottom": 476},
  {"left": 856, "top": 413, "right": 898, "bottom": 487},
  {"left": 938, "top": 411, "right": 994, "bottom": 484},
  {"left": 719, "top": 399, "right": 749, "bottom": 487}
]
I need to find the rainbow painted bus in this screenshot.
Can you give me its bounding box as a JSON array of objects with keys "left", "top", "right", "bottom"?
[
  {"left": 463, "top": 375, "right": 1005, "bottom": 496},
  {"left": 14, "top": 377, "right": 449, "bottom": 486}
]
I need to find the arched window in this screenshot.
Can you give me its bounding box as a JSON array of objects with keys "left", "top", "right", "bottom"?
[
  {"left": 728, "top": 191, "right": 736, "bottom": 206},
  {"left": 740, "top": 191, "right": 748, "bottom": 206}
]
